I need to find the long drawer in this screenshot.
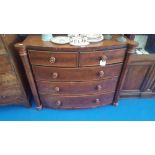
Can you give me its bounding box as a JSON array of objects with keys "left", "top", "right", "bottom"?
[
  {"left": 40, "top": 92, "right": 115, "bottom": 109},
  {"left": 79, "top": 48, "right": 126, "bottom": 66},
  {"left": 28, "top": 50, "right": 78, "bottom": 67},
  {"left": 37, "top": 78, "right": 118, "bottom": 95},
  {"left": 32, "top": 64, "right": 122, "bottom": 82}
]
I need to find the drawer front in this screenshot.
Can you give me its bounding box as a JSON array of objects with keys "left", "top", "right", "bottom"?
[
  {"left": 80, "top": 49, "right": 126, "bottom": 66},
  {"left": 40, "top": 92, "right": 115, "bottom": 109},
  {"left": 0, "top": 55, "right": 12, "bottom": 73},
  {"left": 29, "top": 50, "right": 78, "bottom": 67},
  {"left": 32, "top": 64, "right": 122, "bottom": 82},
  {"left": 37, "top": 78, "right": 118, "bottom": 95}
]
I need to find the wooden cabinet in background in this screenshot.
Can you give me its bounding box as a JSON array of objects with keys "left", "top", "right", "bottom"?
[
  {"left": 0, "top": 35, "right": 30, "bottom": 106},
  {"left": 120, "top": 54, "right": 155, "bottom": 98}
]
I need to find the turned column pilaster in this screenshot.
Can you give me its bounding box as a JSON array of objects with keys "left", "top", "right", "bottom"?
[
  {"left": 15, "top": 43, "right": 42, "bottom": 110},
  {"left": 113, "top": 43, "right": 138, "bottom": 106}
]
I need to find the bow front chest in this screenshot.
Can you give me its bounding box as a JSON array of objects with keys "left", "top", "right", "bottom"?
[{"left": 15, "top": 35, "right": 137, "bottom": 109}]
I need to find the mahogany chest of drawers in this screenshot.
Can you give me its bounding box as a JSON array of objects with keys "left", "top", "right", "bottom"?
[
  {"left": 15, "top": 35, "right": 137, "bottom": 109},
  {"left": 0, "top": 35, "right": 30, "bottom": 106}
]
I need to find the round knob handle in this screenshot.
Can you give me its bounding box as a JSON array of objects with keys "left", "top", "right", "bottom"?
[
  {"left": 95, "top": 98, "right": 100, "bottom": 104},
  {"left": 52, "top": 72, "right": 58, "bottom": 79},
  {"left": 101, "top": 55, "right": 107, "bottom": 61},
  {"left": 56, "top": 100, "right": 62, "bottom": 106},
  {"left": 97, "top": 85, "right": 102, "bottom": 91},
  {"left": 99, "top": 71, "right": 104, "bottom": 78},
  {"left": 54, "top": 87, "right": 60, "bottom": 92},
  {"left": 49, "top": 57, "right": 56, "bottom": 64}
]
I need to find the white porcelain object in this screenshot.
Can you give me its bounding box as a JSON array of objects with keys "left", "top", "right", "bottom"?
[
  {"left": 69, "top": 36, "right": 89, "bottom": 46},
  {"left": 86, "top": 34, "right": 102, "bottom": 39},
  {"left": 86, "top": 34, "right": 104, "bottom": 42},
  {"left": 51, "top": 36, "right": 70, "bottom": 44}
]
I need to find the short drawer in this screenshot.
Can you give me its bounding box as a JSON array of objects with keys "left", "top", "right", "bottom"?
[
  {"left": 79, "top": 48, "right": 126, "bottom": 66},
  {"left": 28, "top": 50, "right": 78, "bottom": 67},
  {"left": 0, "top": 55, "right": 12, "bottom": 73},
  {"left": 37, "top": 78, "right": 118, "bottom": 95},
  {"left": 40, "top": 92, "right": 115, "bottom": 109},
  {"left": 32, "top": 64, "right": 122, "bottom": 82}
]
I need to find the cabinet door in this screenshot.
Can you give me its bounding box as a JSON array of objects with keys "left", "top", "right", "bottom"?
[{"left": 120, "top": 54, "right": 155, "bottom": 98}]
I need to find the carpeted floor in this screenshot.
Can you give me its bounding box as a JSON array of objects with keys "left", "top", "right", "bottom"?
[{"left": 0, "top": 98, "right": 155, "bottom": 121}]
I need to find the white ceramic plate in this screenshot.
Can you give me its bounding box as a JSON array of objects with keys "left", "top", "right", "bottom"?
[
  {"left": 86, "top": 34, "right": 101, "bottom": 38},
  {"left": 86, "top": 34, "right": 104, "bottom": 42},
  {"left": 88, "top": 36, "right": 104, "bottom": 42},
  {"left": 51, "top": 36, "right": 70, "bottom": 44}
]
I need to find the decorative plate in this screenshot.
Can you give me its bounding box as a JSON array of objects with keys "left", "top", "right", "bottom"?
[
  {"left": 86, "top": 34, "right": 104, "bottom": 42},
  {"left": 51, "top": 36, "right": 70, "bottom": 44}
]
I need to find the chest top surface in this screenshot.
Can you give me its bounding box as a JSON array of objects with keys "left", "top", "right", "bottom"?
[{"left": 22, "top": 35, "right": 137, "bottom": 52}]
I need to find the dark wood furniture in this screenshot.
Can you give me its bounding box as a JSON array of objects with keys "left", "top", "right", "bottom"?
[
  {"left": 15, "top": 35, "right": 137, "bottom": 109},
  {"left": 121, "top": 35, "right": 155, "bottom": 98},
  {"left": 121, "top": 53, "right": 155, "bottom": 98},
  {"left": 0, "top": 35, "right": 30, "bottom": 106}
]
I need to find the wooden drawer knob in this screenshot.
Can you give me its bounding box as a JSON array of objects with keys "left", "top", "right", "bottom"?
[
  {"left": 99, "top": 71, "right": 104, "bottom": 78},
  {"left": 101, "top": 55, "right": 108, "bottom": 61},
  {"left": 97, "top": 85, "right": 102, "bottom": 91},
  {"left": 54, "top": 87, "right": 60, "bottom": 92},
  {"left": 52, "top": 72, "right": 58, "bottom": 79},
  {"left": 95, "top": 98, "right": 100, "bottom": 104},
  {"left": 56, "top": 100, "right": 62, "bottom": 106},
  {"left": 49, "top": 57, "right": 56, "bottom": 64}
]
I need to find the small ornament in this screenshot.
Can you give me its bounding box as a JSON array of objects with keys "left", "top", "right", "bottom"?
[
  {"left": 104, "top": 34, "right": 112, "bottom": 40},
  {"left": 41, "top": 34, "right": 53, "bottom": 41}
]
